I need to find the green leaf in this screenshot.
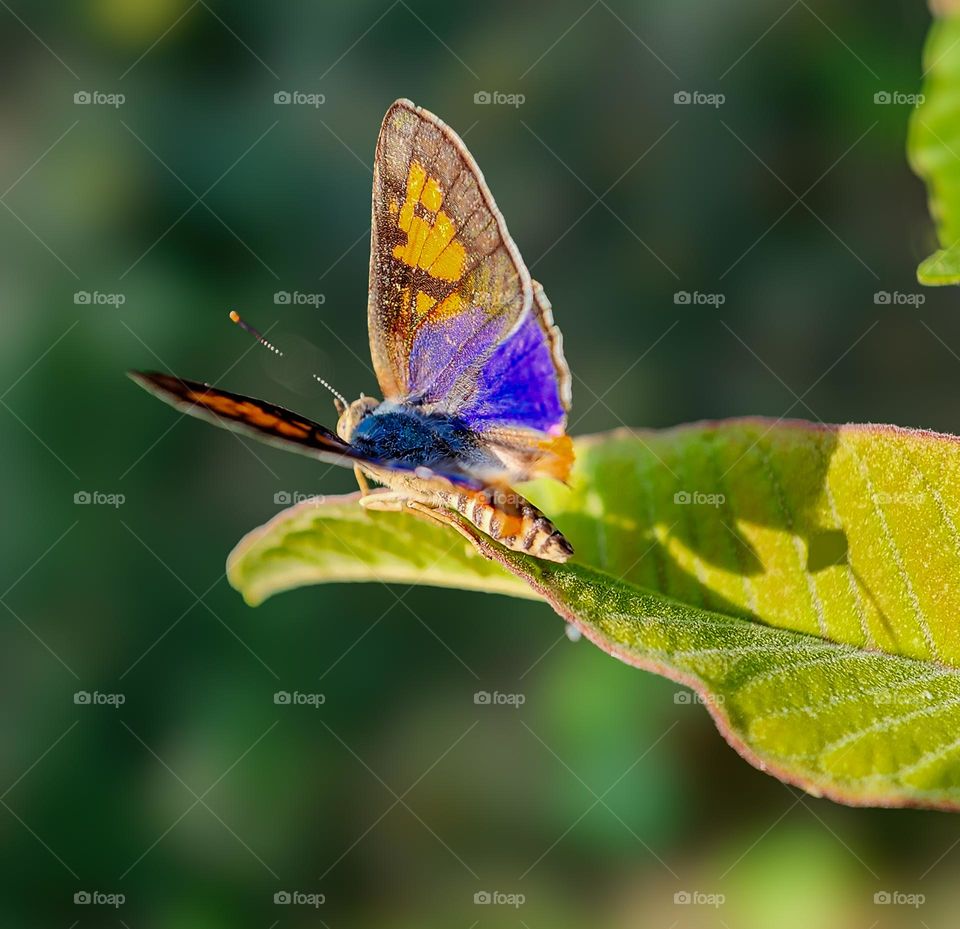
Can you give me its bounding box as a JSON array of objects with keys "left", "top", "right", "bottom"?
[
  {"left": 909, "top": 14, "right": 960, "bottom": 285},
  {"left": 228, "top": 420, "right": 960, "bottom": 810},
  {"left": 227, "top": 494, "right": 532, "bottom": 607},
  {"left": 916, "top": 248, "right": 960, "bottom": 285}
]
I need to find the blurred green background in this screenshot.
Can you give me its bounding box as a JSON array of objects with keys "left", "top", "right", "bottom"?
[{"left": 2, "top": 0, "right": 958, "bottom": 926}]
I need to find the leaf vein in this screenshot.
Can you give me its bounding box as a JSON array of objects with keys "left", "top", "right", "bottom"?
[{"left": 849, "top": 443, "right": 941, "bottom": 662}]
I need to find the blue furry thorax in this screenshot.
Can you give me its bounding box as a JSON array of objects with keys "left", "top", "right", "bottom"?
[{"left": 350, "top": 402, "right": 478, "bottom": 466}]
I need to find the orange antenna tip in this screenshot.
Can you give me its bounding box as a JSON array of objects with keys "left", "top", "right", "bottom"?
[
  {"left": 226, "top": 308, "right": 345, "bottom": 407},
  {"left": 227, "top": 310, "right": 283, "bottom": 357}
]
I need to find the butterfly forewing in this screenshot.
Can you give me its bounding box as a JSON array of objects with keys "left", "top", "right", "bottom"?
[
  {"left": 128, "top": 372, "right": 362, "bottom": 466},
  {"left": 368, "top": 99, "right": 533, "bottom": 406}
]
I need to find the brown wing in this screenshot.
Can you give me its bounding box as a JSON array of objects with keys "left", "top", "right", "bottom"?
[
  {"left": 368, "top": 98, "right": 533, "bottom": 402},
  {"left": 128, "top": 372, "right": 361, "bottom": 467}
]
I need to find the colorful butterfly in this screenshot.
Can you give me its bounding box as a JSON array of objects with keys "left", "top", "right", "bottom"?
[{"left": 130, "top": 99, "right": 574, "bottom": 562}]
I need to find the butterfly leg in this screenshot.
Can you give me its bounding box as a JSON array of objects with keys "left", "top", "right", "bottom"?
[
  {"left": 358, "top": 495, "right": 464, "bottom": 538},
  {"left": 357, "top": 489, "right": 407, "bottom": 512},
  {"left": 357, "top": 492, "right": 470, "bottom": 540},
  {"left": 405, "top": 500, "right": 488, "bottom": 551},
  {"left": 353, "top": 465, "right": 372, "bottom": 496},
  {"left": 357, "top": 492, "right": 498, "bottom": 558}
]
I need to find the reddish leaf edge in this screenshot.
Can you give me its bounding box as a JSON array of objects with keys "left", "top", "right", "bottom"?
[{"left": 575, "top": 416, "right": 960, "bottom": 448}]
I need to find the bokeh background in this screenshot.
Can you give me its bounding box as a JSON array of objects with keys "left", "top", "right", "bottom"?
[{"left": 2, "top": 0, "right": 958, "bottom": 926}]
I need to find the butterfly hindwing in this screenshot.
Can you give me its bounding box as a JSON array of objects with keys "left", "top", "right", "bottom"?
[{"left": 457, "top": 282, "right": 571, "bottom": 431}]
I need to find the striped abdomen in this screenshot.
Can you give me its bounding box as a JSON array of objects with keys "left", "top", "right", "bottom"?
[{"left": 441, "top": 487, "right": 574, "bottom": 563}]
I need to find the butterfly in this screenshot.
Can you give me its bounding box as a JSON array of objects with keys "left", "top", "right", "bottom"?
[{"left": 130, "top": 99, "right": 574, "bottom": 562}]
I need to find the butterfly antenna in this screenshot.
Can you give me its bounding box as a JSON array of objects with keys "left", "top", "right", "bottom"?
[
  {"left": 313, "top": 375, "right": 348, "bottom": 414},
  {"left": 228, "top": 310, "right": 348, "bottom": 414},
  {"left": 228, "top": 310, "right": 283, "bottom": 356}
]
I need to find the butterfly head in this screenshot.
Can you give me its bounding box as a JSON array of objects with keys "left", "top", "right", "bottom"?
[{"left": 336, "top": 394, "right": 380, "bottom": 443}]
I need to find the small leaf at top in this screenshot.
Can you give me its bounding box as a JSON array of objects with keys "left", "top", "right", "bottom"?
[{"left": 909, "top": 13, "right": 960, "bottom": 285}]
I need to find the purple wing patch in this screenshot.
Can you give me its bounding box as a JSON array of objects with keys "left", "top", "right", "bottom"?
[
  {"left": 399, "top": 282, "right": 573, "bottom": 483},
  {"left": 458, "top": 308, "right": 566, "bottom": 433},
  {"left": 405, "top": 283, "right": 570, "bottom": 436},
  {"left": 407, "top": 307, "right": 502, "bottom": 403}
]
